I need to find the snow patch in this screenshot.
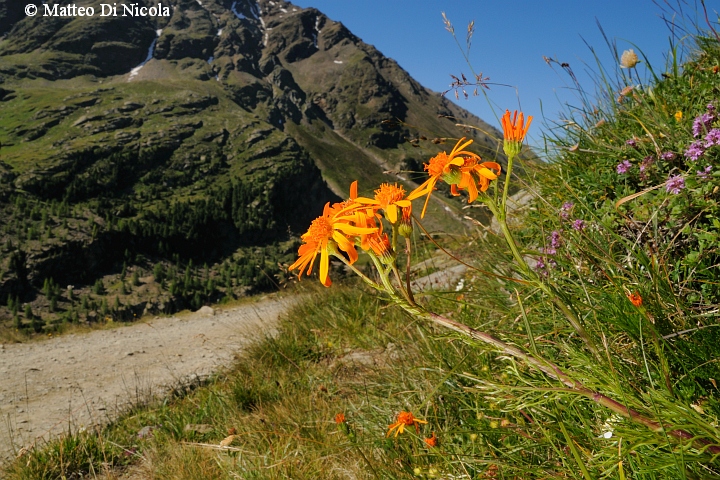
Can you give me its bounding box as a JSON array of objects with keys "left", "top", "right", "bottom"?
[
  {"left": 217, "top": 28, "right": 223, "bottom": 36},
  {"left": 231, "top": 1, "right": 264, "bottom": 44},
  {"left": 207, "top": 56, "right": 214, "bottom": 64},
  {"left": 230, "top": 1, "right": 245, "bottom": 19},
  {"left": 334, "top": 60, "right": 343, "bottom": 64},
  {"left": 129, "top": 30, "right": 161, "bottom": 81},
  {"left": 280, "top": 7, "right": 287, "bottom": 12},
  {"left": 312, "top": 16, "right": 321, "bottom": 48},
  {"left": 195, "top": 0, "right": 202, "bottom": 5},
  {"left": 260, "top": 17, "right": 267, "bottom": 46}
]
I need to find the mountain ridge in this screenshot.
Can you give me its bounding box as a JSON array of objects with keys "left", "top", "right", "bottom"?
[{"left": 0, "top": 0, "right": 513, "bottom": 332}]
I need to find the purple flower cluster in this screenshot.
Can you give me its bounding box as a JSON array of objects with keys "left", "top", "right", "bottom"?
[
  {"left": 706, "top": 128, "right": 720, "bottom": 147},
  {"left": 535, "top": 256, "right": 557, "bottom": 276},
  {"left": 559, "top": 202, "right": 574, "bottom": 220},
  {"left": 666, "top": 174, "right": 685, "bottom": 194},
  {"left": 683, "top": 126, "right": 720, "bottom": 162},
  {"left": 536, "top": 257, "right": 546, "bottom": 270},
  {"left": 572, "top": 219, "right": 586, "bottom": 231},
  {"left": 535, "top": 257, "right": 549, "bottom": 276},
  {"left": 617, "top": 159, "right": 632, "bottom": 174},
  {"left": 615, "top": 103, "right": 716, "bottom": 197},
  {"left": 537, "top": 230, "right": 563, "bottom": 275},
  {"left": 693, "top": 112, "right": 715, "bottom": 137},
  {"left": 544, "top": 230, "right": 562, "bottom": 255},
  {"left": 684, "top": 140, "right": 706, "bottom": 161},
  {"left": 682, "top": 104, "right": 720, "bottom": 162},
  {"left": 697, "top": 165, "right": 712, "bottom": 179}
]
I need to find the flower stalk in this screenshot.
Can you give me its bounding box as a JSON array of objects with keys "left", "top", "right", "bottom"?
[{"left": 287, "top": 107, "right": 716, "bottom": 455}]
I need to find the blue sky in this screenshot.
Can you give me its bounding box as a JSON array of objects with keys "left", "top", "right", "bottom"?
[{"left": 292, "top": 0, "right": 710, "bottom": 147}]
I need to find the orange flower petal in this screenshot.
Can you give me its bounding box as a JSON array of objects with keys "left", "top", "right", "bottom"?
[
  {"left": 476, "top": 167, "right": 498, "bottom": 180},
  {"left": 319, "top": 246, "right": 330, "bottom": 287},
  {"left": 386, "top": 204, "right": 398, "bottom": 223}
]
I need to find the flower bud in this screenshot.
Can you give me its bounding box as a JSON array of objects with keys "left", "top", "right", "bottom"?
[
  {"left": 398, "top": 222, "right": 413, "bottom": 238},
  {"left": 503, "top": 140, "right": 522, "bottom": 159}
]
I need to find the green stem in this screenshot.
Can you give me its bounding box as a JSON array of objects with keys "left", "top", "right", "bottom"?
[
  {"left": 485, "top": 194, "right": 598, "bottom": 356},
  {"left": 405, "top": 236, "right": 415, "bottom": 304},
  {"left": 334, "top": 255, "right": 381, "bottom": 290},
  {"left": 501, "top": 153, "right": 515, "bottom": 220},
  {"left": 367, "top": 251, "right": 397, "bottom": 296},
  {"left": 391, "top": 265, "right": 414, "bottom": 306}
]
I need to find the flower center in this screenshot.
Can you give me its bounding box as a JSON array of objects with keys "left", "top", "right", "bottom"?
[
  {"left": 305, "top": 216, "right": 334, "bottom": 242},
  {"left": 398, "top": 412, "right": 416, "bottom": 426},
  {"left": 374, "top": 183, "right": 406, "bottom": 208},
  {"left": 426, "top": 152, "right": 451, "bottom": 177}
]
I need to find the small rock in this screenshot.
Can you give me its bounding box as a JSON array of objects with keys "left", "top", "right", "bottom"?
[
  {"left": 197, "top": 306, "right": 215, "bottom": 316},
  {"left": 137, "top": 425, "right": 158, "bottom": 438}
]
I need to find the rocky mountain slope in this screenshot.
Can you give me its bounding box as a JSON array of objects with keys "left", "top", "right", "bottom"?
[{"left": 0, "top": 0, "right": 508, "bottom": 331}]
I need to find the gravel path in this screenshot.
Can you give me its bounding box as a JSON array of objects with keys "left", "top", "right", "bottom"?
[{"left": 0, "top": 294, "right": 296, "bottom": 463}]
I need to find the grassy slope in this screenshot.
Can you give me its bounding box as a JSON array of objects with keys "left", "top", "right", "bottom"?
[{"left": 0, "top": 67, "right": 314, "bottom": 336}]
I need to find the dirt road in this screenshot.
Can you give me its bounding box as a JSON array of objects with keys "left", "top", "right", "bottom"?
[{"left": 0, "top": 294, "right": 295, "bottom": 463}]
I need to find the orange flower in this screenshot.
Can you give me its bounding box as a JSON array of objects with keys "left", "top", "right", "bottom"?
[
  {"left": 408, "top": 137, "right": 479, "bottom": 218},
  {"left": 424, "top": 432, "right": 438, "bottom": 447},
  {"left": 627, "top": 292, "right": 642, "bottom": 307},
  {"left": 335, "top": 413, "right": 346, "bottom": 424},
  {"left": 387, "top": 411, "right": 428, "bottom": 437},
  {"left": 501, "top": 110, "right": 533, "bottom": 157},
  {"left": 289, "top": 202, "right": 377, "bottom": 287},
  {"left": 367, "top": 232, "right": 392, "bottom": 259},
  {"left": 354, "top": 182, "right": 412, "bottom": 224},
  {"left": 450, "top": 156, "right": 502, "bottom": 203}
]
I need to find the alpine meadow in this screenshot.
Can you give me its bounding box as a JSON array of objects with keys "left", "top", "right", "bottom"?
[{"left": 1, "top": 0, "right": 720, "bottom": 479}]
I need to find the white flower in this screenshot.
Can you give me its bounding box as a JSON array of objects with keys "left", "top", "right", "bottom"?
[{"left": 620, "top": 49, "right": 639, "bottom": 68}]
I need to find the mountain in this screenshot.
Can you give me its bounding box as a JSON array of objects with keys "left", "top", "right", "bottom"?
[{"left": 0, "top": 0, "right": 508, "bottom": 331}]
